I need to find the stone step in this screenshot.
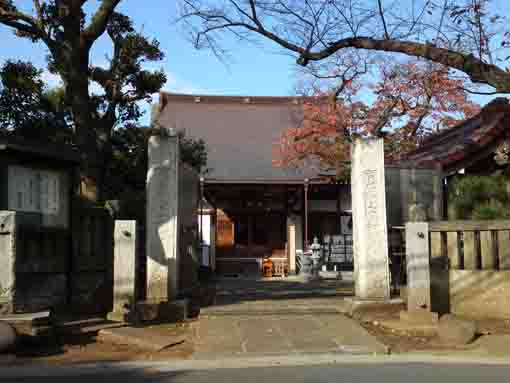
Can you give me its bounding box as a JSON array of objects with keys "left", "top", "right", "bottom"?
[{"left": 54, "top": 317, "right": 122, "bottom": 336}]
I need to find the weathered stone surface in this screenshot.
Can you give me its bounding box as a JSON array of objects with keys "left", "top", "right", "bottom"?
[
  {"left": 405, "top": 222, "right": 432, "bottom": 311},
  {"left": 14, "top": 273, "right": 67, "bottom": 313},
  {"left": 471, "top": 335, "right": 510, "bottom": 357},
  {"left": 450, "top": 270, "right": 510, "bottom": 319},
  {"left": 98, "top": 326, "right": 187, "bottom": 352},
  {"left": 112, "top": 220, "right": 137, "bottom": 317},
  {"left": 438, "top": 314, "right": 477, "bottom": 345},
  {"left": 0, "top": 322, "right": 16, "bottom": 352},
  {"left": 146, "top": 133, "right": 180, "bottom": 301},
  {"left": 0, "top": 311, "right": 52, "bottom": 338},
  {"left": 400, "top": 309, "right": 439, "bottom": 325},
  {"left": 135, "top": 299, "right": 189, "bottom": 323},
  {"left": 70, "top": 272, "right": 112, "bottom": 315},
  {"left": 0, "top": 212, "right": 16, "bottom": 310},
  {"left": 379, "top": 319, "right": 438, "bottom": 336},
  {"left": 351, "top": 138, "right": 390, "bottom": 300}
]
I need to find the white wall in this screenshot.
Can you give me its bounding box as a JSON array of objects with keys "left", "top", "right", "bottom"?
[{"left": 199, "top": 214, "right": 212, "bottom": 266}]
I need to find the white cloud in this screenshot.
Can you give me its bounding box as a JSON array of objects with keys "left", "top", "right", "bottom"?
[
  {"left": 163, "top": 72, "right": 204, "bottom": 94},
  {"left": 40, "top": 70, "right": 63, "bottom": 89}
]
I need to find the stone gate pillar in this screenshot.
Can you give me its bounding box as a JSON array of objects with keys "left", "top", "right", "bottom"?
[
  {"left": 351, "top": 138, "right": 391, "bottom": 300},
  {"left": 146, "top": 130, "right": 180, "bottom": 302}
]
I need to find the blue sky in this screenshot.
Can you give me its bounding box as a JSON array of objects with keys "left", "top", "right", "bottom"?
[
  {"left": 0, "top": 0, "right": 298, "bottom": 126},
  {"left": 1, "top": 1, "right": 509, "bottom": 125}
]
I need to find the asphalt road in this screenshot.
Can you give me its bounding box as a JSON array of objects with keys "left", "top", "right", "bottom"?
[{"left": 2, "top": 362, "right": 510, "bottom": 383}]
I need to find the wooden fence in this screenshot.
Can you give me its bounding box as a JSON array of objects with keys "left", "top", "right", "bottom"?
[
  {"left": 428, "top": 221, "right": 510, "bottom": 271},
  {"left": 406, "top": 220, "right": 510, "bottom": 319},
  {"left": 12, "top": 207, "right": 114, "bottom": 315}
]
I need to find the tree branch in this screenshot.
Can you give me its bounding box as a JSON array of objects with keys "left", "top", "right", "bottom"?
[
  {"left": 82, "top": 0, "right": 122, "bottom": 47},
  {"left": 0, "top": 5, "right": 43, "bottom": 37},
  {"left": 292, "top": 37, "right": 510, "bottom": 93},
  {"left": 377, "top": 0, "right": 390, "bottom": 39}
]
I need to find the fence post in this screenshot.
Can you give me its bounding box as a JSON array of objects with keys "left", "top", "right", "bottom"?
[{"left": 405, "top": 222, "right": 431, "bottom": 311}]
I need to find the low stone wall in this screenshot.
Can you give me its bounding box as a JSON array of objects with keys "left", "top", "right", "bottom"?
[{"left": 450, "top": 270, "right": 510, "bottom": 320}]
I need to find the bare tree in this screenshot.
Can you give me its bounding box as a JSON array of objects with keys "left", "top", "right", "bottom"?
[{"left": 179, "top": 0, "right": 510, "bottom": 93}]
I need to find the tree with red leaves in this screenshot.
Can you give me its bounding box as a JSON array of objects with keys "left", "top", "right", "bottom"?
[{"left": 273, "top": 60, "right": 481, "bottom": 180}]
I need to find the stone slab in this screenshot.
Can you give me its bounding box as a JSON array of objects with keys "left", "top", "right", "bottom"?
[
  {"left": 345, "top": 297, "right": 404, "bottom": 317},
  {"left": 0, "top": 311, "right": 53, "bottom": 338},
  {"left": 0, "top": 310, "right": 51, "bottom": 325},
  {"left": 318, "top": 271, "right": 339, "bottom": 280},
  {"left": 98, "top": 326, "right": 187, "bottom": 352},
  {"left": 438, "top": 314, "right": 477, "bottom": 345},
  {"left": 379, "top": 319, "right": 438, "bottom": 337},
  {"left": 400, "top": 309, "right": 439, "bottom": 325},
  {"left": 238, "top": 317, "right": 294, "bottom": 354},
  {"left": 193, "top": 313, "right": 389, "bottom": 359},
  {"left": 351, "top": 138, "right": 390, "bottom": 300},
  {"left": 53, "top": 317, "right": 120, "bottom": 336}
]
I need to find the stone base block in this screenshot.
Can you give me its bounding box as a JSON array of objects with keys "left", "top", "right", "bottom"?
[
  {"left": 379, "top": 319, "right": 438, "bottom": 337},
  {"left": 0, "top": 311, "right": 54, "bottom": 339},
  {"left": 0, "top": 322, "right": 16, "bottom": 352},
  {"left": 318, "top": 271, "right": 339, "bottom": 280},
  {"left": 135, "top": 299, "right": 189, "bottom": 323},
  {"left": 400, "top": 309, "right": 439, "bottom": 325},
  {"left": 438, "top": 314, "right": 477, "bottom": 345},
  {"left": 98, "top": 326, "right": 186, "bottom": 352},
  {"left": 345, "top": 297, "right": 404, "bottom": 317},
  {"left": 107, "top": 302, "right": 130, "bottom": 322}
]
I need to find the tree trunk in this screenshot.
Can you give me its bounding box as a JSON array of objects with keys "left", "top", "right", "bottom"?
[
  {"left": 66, "top": 52, "right": 103, "bottom": 202},
  {"left": 61, "top": 3, "right": 104, "bottom": 203}
]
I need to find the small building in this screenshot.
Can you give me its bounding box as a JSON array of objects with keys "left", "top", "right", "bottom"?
[
  {"left": 0, "top": 138, "right": 114, "bottom": 316},
  {"left": 0, "top": 137, "right": 78, "bottom": 229}
]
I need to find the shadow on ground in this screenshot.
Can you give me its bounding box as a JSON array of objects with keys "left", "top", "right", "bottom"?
[{"left": 204, "top": 276, "right": 355, "bottom": 308}]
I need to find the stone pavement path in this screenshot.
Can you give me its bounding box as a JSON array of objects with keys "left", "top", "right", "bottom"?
[
  {"left": 191, "top": 313, "right": 388, "bottom": 359},
  {"left": 191, "top": 277, "right": 387, "bottom": 359}
]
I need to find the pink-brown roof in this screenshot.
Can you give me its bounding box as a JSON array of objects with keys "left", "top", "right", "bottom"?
[
  {"left": 401, "top": 98, "right": 510, "bottom": 173},
  {"left": 156, "top": 92, "right": 317, "bottom": 182}
]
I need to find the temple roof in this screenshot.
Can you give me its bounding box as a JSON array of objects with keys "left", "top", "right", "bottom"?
[
  {"left": 155, "top": 92, "right": 318, "bottom": 183},
  {"left": 401, "top": 98, "right": 510, "bottom": 174}
]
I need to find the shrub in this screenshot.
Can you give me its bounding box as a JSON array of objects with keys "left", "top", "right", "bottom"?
[{"left": 449, "top": 176, "right": 510, "bottom": 219}]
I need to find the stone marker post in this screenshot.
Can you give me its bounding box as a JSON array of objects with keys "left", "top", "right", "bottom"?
[
  {"left": 405, "top": 222, "right": 431, "bottom": 311},
  {"left": 0, "top": 212, "right": 16, "bottom": 314},
  {"left": 351, "top": 138, "right": 391, "bottom": 300},
  {"left": 110, "top": 220, "right": 137, "bottom": 320},
  {"left": 146, "top": 131, "right": 180, "bottom": 302}
]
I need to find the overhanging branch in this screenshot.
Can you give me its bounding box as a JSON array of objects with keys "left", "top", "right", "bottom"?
[{"left": 82, "top": 0, "right": 122, "bottom": 47}]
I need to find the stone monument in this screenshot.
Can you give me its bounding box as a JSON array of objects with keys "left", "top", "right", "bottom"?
[
  {"left": 146, "top": 129, "right": 180, "bottom": 302},
  {"left": 351, "top": 138, "right": 391, "bottom": 300}
]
